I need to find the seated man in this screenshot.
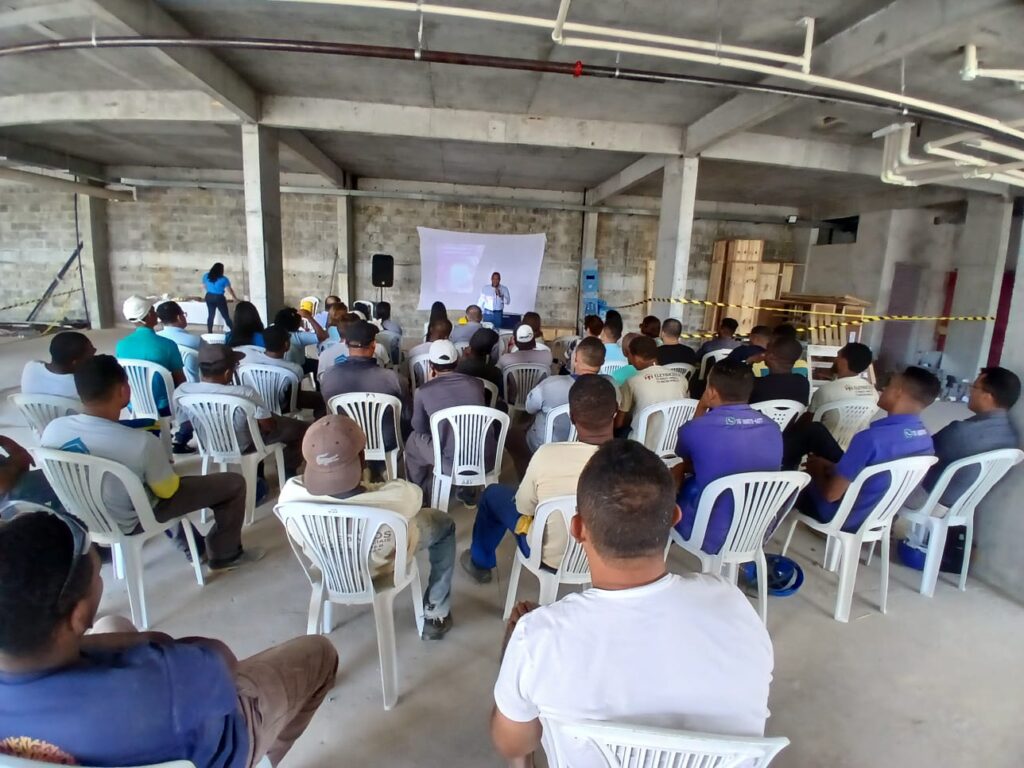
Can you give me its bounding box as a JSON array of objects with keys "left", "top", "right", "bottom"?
[
  {"left": 696, "top": 317, "right": 740, "bottom": 359},
  {"left": 462, "top": 375, "right": 618, "bottom": 582},
  {"left": 672, "top": 360, "right": 782, "bottom": 554},
  {"left": 656, "top": 318, "right": 698, "bottom": 367},
  {"left": 404, "top": 340, "right": 487, "bottom": 501},
  {"left": 640, "top": 315, "right": 662, "bottom": 344},
  {"left": 518, "top": 312, "right": 549, "bottom": 351},
  {"left": 175, "top": 345, "right": 309, "bottom": 480},
  {"left": 313, "top": 294, "right": 341, "bottom": 327},
  {"left": 156, "top": 301, "right": 200, "bottom": 381},
  {"left": 599, "top": 311, "right": 627, "bottom": 364},
  {"left": 726, "top": 325, "right": 772, "bottom": 364},
  {"left": 0, "top": 435, "right": 63, "bottom": 515},
  {"left": 800, "top": 366, "right": 939, "bottom": 532},
  {"left": 318, "top": 318, "right": 391, "bottom": 380},
  {"left": 615, "top": 336, "right": 689, "bottom": 436},
  {"left": 21, "top": 331, "right": 95, "bottom": 399},
  {"left": 749, "top": 337, "right": 810, "bottom": 406},
  {"left": 565, "top": 314, "right": 603, "bottom": 372},
  {"left": 450, "top": 304, "right": 483, "bottom": 344},
  {"left": 42, "top": 355, "right": 257, "bottom": 570},
  {"left": 752, "top": 324, "right": 810, "bottom": 379},
  {"left": 609, "top": 333, "right": 639, "bottom": 386},
  {"left": 457, "top": 328, "right": 503, "bottom": 396},
  {"left": 279, "top": 414, "right": 456, "bottom": 639},
  {"left": 274, "top": 307, "right": 328, "bottom": 377},
  {"left": 491, "top": 440, "right": 773, "bottom": 766},
  {"left": 241, "top": 326, "right": 325, "bottom": 418},
  {"left": 497, "top": 325, "right": 551, "bottom": 404},
  {"left": 410, "top": 317, "right": 453, "bottom": 364},
  {"left": 0, "top": 510, "right": 337, "bottom": 767},
  {"left": 375, "top": 300, "right": 402, "bottom": 336}
]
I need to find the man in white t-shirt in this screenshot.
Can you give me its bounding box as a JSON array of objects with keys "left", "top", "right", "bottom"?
[
  {"left": 20, "top": 331, "right": 95, "bottom": 400},
  {"left": 278, "top": 414, "right": 456, "bottom": 640},
  {"left": 616, "top": 336, "right": 689, "bottom": 436},
  {"left": 491, "top": 439, "right": 773, "bottom": 765}
]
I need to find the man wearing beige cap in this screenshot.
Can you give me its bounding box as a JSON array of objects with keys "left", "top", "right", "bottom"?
[
  {"left": 404, "top": 339, "right": 487, "bottom": 502},
  {"left": 278, "top": 414, "right": 456, "bottom": 639}
]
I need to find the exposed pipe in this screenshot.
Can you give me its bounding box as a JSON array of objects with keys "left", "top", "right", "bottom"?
[
  {"left": 0, "top": 167, "right": 135, "bottom": 201},
  {"left": 877, "top": 123, "right": 1024, "bottom": 188},
  {"left": 551, "top": 0, "right": 571, "bottom": 43},
  {"left": 0, "top": 35, "right": 1020, "bottom": 144}
]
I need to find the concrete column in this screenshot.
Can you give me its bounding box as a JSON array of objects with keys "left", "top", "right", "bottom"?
[
  {"left": 241, "top": 124, "right": 284, "bottom": 321},
  {"left": 652, "top": 156, "right": 699, "bottom": 319},
  {"left": 579, "top": 211, "right": 598, "bottom": 325},
  {"left": 336, "top": 195, "right": 356, "bottom": 305},
  {"left": 942, "top": 196, "right": 1013, "bottom": 381},
  {"left": 77, "top": 193, "right": 115, "bottom": 329}
]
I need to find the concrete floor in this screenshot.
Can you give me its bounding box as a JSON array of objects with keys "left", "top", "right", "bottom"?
[{"left": 3, "top": 331, "right": 1024, "bottom": 768}]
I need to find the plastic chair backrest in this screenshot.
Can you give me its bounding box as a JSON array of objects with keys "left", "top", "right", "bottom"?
[
  {"left": 699, "top": 348, "right": 732, "bottom": 380},
  {"left": 201, "top": 333, "right": 227, "bottom": 345},
  {"left": 328, "top": 392, "right": 403, "bottom": 463},
  {"left": 176, "top": 393, "right": 264, "bottom": 461},
  {"left": 749, "top": 399, "right": 806, "bottom": 431},
  {"left": 833, "top": 455, "right": 937, "bottom": 535},
  {"left": 691, "top": 471, "right": 810, "bottom": 559},
  {"left": 502, "top": 363, "right": 550, "bottom": 410},
  {"left": 300, "top": 295, "right": 321, "bottom": 315},
  {"left": 118, "top": 359, "right": 174, "bottom": 420},
  {"left": 481, "top": 379, "right": 499, "bottom": 408},
  {"left": 453, "top": 340, "right": 471, "bottom": 356},
  {"left": 275, "top": 501, "right": 412, "bottom": 601},
  {"left": 238, "top": 363, "right": 299, "bottom": 416},
  {"left": 543, "top": 403, "right": 578, "bottom": 444},
  {"left": 633, "top": 398, "right": 699, "bottom": 457},
  {"left": 812, "top": 397, "right": 878, "bottom": 449},
  {"left": 599, "top": 361, "right": 627, "bottom": 377},
  {"left": 529, "top": 495, "right": 589, "bottom": 581},
  {"left": 177, "top": 346, "right": 200, "bottom": 383},
  {"left": 9, "top": 393, "right": 81, "bottom": 438},
  {"left": 0, "top": 756, "right": 195, "bottom": 768},
  {"left": 553, "top": 335, "right": 579, "bottom": 363},
  {"left": 918, "top": 447, "right": 1024, "bottom": 526},
  {"left": 663, "top": 362, "right": 696, "bottom": 381},
  {"left": 540, "top": 715, "right": 789, "bottom": 768},
  {"left": 35, "top": 447, "right": 159, "bottom": 538},
  {"left": 430, "top": 406, "right": 509, "bottom": 485},
  {"left": 409, "top": 353, "right": 431, "bottom": 390}
]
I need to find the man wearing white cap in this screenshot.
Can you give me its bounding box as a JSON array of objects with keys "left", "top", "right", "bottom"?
[
  {"left": 497, "top": 324, "right": 552, "bottom": 406},
  {"left": 404, "top": 339, "right": 487, "bottom": 501},
  {"left": 115, "top": 295, "right": 192, "bottom": 453}
]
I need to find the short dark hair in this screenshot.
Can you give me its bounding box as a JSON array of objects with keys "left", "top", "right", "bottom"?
[
  {"left": 603, "top": 312, "right": 623, "bottom": 341},
  {"left": 769, "top": 337, "right": 803, "bottom": 366},
  {"left": 523, "top": 311, "right": 542, "bottom": 335},
  {"left": 429, "top": 318, "right": 453, "bottom": 341},
  {"left": 707, "top": 358, "right": 755, "bottom": 402},
  {"left": 662, "top": 318, "right": 682, "bottom": 338},
  {"left": 262, "top": 325, "right": 290, "bottom": 354},
  {"left": 469, "top": 328, "right": 499, "bottom": 357},
  {"left": 628, "top": 335, "right": 658, "bottom": 361},
  {"left": 720, "top": 318, "right": 739, "bottom": 333},
  {"left": 899, "top": 366, "right": 941, "bottom": 406},
  {"left": 839, "top": 342, "right": 873, "bottom": 374},
  {"left": 74, "top": 354, "right": 126, "bottom": 403},
  {"left": 49, "top": 331, "right": 91, "bottom": 366},
  {"left": 0, "top": 512, "right": 94, "bottom": 655},
  {"left": 773, "top": 323, "right": 798, "bottom": 340},
  {"left": 155, "top": 301, "right": 184, "bottom": 325},
  {"left": 375, "top": 301, "right": 391, "bottom": 321},
  {"left": 749, "top": 325, "right": 771, "bottom": 339},
  {"left": 274, "top": 307, "right": 302, "bottom": 332},
  {"left": 430, "top": 360, "right": 458, "bottom": 374},
  {"left": 978, "top": 366, "right": 1021, "bottom": 409},
  {"left": 466, "top": 304, "right": 482, "bottom": 322},
  {"left": 640, "top": 316, "right": 661, "bottom": 337},
  {"left": 575, "top": 336, "right": 606, "bottom": 369},
  {"left": 577, "top": 440, "right": 676, "bottom": 558},
  {"left": 583, "top": 315, "right": 603, "bottom": 336},
  {"left": 569, "top": 374, "right": 617, "bottom": 431}
]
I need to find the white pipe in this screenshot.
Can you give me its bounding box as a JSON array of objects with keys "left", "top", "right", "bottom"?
[
  {"left": 800, "top": 16, "right": 814, "bottom": 74},
  {"left": 966, "top": 139, "right": 1024, "bottom": 162},
  {"left": 0, "top": 167, "right": 135, "bottom": 201},
  {"left": 551, "top": 0, "right": 571, "bottom": 43}
]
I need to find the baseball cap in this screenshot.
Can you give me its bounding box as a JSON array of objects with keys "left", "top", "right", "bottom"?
[
  {"left": 122, "top": 295, "right": 155, "bottom": 323},
  {"left": 429, "top": 339, "right": 459, "bottom": 365},
  {"left": 197, "top": 343, "right": 245, "bottom": 371},
  {"left": 302, "top": 414, "right": 366, "bottom": 496},
  {"left": 346, "top": 320, "right": 377, "bottom": 348},
  {"left": 515, "top": 324, "right": 535, "bottom": 343}
]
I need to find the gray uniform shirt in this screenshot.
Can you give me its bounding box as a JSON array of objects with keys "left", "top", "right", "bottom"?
[
  {"left": 321, "top": 357, "right": 409, "bottom": 450},
  {"left": 924, "top": 410, "right": 1019, "bottom": 505}
]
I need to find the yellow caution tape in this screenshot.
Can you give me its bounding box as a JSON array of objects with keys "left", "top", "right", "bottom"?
[{"left": 0, "top": 289, "right": 80, "bottom": 315}]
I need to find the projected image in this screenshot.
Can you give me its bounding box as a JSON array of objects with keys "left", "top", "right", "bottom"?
[{"left": 436, "top": 243, "right": 484, "bottom": 294}]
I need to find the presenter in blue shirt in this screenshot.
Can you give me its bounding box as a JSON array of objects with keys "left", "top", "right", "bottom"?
[
  {"left": 202, "top": 261, "right": 238, "bottom": 333},
  {"left": 478, "top": 271, "right": 511, "bottom": 328}
]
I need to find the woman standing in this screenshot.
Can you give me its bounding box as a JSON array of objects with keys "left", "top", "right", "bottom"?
[{"left": 202, "top": 262, "right": 238, "bottom": 333}]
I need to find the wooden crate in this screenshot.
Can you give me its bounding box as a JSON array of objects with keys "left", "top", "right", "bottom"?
[{"left": 723, "top": 260, "right": 763, "bottom": 333}]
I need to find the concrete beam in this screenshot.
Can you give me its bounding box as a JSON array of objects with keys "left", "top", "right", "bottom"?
[
  {"left": 82, "top": 0, "right": 260, "bottom": 122},
  {"left": 685, "top": 0, "right": 1021, "bottom": 154},
  {"left": 586, "top": 154, "right": 670, "bottom": 206},
  {"left": 78, "top": 193, "right": 116, "bottom": 329},
  {"left": 652, "top": 156, "right": 699, "bottom": 319},
  {"left": 0, "top": 138, "right": 106, "bottom": 181},
  {"left": 242, "top": 125, "right": 284, "bottom": 319},
  {"left": 0, "top": 90, "right": 238, "bottom": 127},
  {"left": 0, "top": 1, "right": 83, "bottom": 29},
  {"left": 262, "top": 97, "right": 686, "bottom": 155},
  {"left": 278, "top": 130, "right": 347, "bottom": 188}
]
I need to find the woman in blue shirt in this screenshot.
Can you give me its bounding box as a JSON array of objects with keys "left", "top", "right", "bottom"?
[{"left": 202, "top": 262, "right": 238, "bottom": 333}]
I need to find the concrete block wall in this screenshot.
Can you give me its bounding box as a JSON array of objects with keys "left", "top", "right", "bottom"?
[{"left": 281, "top": 193, "right": 339, "bottom": 311}]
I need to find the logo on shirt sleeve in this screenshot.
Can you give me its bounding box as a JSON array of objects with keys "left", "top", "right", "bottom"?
[
  {"left": 0, "top": 737, "right": 76, "bottom": 765},
  {"left": 58, "top": 437, "right": 89, "bottom": 455}
]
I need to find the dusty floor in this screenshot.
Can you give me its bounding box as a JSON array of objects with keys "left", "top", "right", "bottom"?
[{"left": 3, "top": 330, "right": 1023, "bottom": 768}]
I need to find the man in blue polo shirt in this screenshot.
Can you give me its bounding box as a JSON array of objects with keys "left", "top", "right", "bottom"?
[
  {"left": 672, "top": 359, "right": 782, "bottom": 554},
  {"left": 801, "top": 366, "right": 939, "bottom": 532}
]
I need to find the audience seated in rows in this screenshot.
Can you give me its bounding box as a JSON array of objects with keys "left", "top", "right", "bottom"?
[
  {"left": 43, "top": 355, "right": 257, "bottom": 570},
  {"left": 672, "top": 360, "right": 783, "bottom": 555},
  {"left": 313, "top": 294, "right": 342, "bottom": 327},
  {"left": 227, "top": 301, "right": 266, "bottom": 349},
  {"left": 640, "top": 314, "right": 662, "bottom": 345},
  {"left": 726, "top": 324, "right": 772, "bottom": 365},
  {"left": 243, "top": 326, "right": 326, "bottom": 418},
  {"left": 462, "top": 375, "right": 618, "bottom": 581},
  {"left": 749, "top": 336, "right": 811, "bottom": 406},
  {"left": 457, "top": 328, "right": 503, "bottom": 395},
  {"left": 752, "top": 324, "right": 810, "bottom": 379},
  {"left": 490, "top": 439, "right": 773, "bottom": 765},
  {"left": 599, "top": 310, "right": 627, "bottom": 363},
  {"left": 376, "top": 300, "right": 402, "bottom": 337},
  {"left": 610, "top": 332, "right": 640, "bottom": 386},
  {"left": 274, "top": 307, "right": 327, "bottom": 377},
  {"left": 278, "top": 414, "right": 455, "bottom": 639},
  {"left": 656, "top": 318, "right": 698, "bottom": 367},
  {"left": 318, "top": 317, "right": 391, "bottom": 379},
  {"left": 451, "top": 304, "right": 483, "bottom": 344},
  {"left": 20, "top": 331, "right": 95, "bottom": 399},
  {"left": 0, "top": 434, "right": 64, "bottom": 514},
  {"left": 565, "top": 313, "right": 603, "bottom": 370},
  {"left": 697, "top": 317, "right": 740, "bottom": 359},
  {"left": 615, "top": 336, "right": 689, "bottom": 436},
  {"left": 410, "top": 317, "right": 453, "bottom": 364},
  {"left": 0, "top": 510, "right": 336, "bottom": 767},
  {"left": 497, "top": 324, "right": 550, "bottom": 382},
  {"left": 519, "top": 312, "right": 549, "bottom": 351},
  {"left": 155, "top": 301, "right": 201, "bottom": 381}
]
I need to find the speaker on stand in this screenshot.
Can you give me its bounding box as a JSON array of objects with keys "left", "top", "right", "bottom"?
[{"left": 372, "top": 253, "right": 394, "bottom": 305}]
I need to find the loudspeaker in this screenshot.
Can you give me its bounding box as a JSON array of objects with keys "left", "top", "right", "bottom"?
[{"left": 372, "top": 253, "right": 394, "bottom": 288}]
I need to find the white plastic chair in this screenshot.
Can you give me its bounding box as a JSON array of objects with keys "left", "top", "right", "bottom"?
[
  {"left": 542, "top": 403, "right": 578, "bottom": 444},
  {"left": 0, "top": 757, "right": 195, "bottom": 768},
  {"left": 599, "top": 360, "right": 628, "bottom": 377},
  {"left": 453, "top": 340, "right": 471, "bottom": 357},
  {"left": 408, "top": 352, "right": 431, "bottom": 391},
  {"left": 671, "top": 471, "right": 810, "bottom": 622},
  {"left": 376, "top": 330, "right": 401, "bottom": 366},
  {"left": 503, "top": 495, "right": 589, "bottom": 618},
  {"left": 750, "top": 399, "right": 807, "bottom": 431},
  {"left": 496, "top": 329, "right": 514, "bottom": 357},
  {"left": 201, "top": 332, "right": 227, "bottom": 344},
  {"left": 698, "top": 348, "right": 732, "bottom": 379},
  {"left": 329, "top": 392, "right": 404, "bottom": 480},
  {"left": 502, "top": 363, "right": 550, "bottom": 414},
  {"left": 481, "top": 379, "right": 499, "bottom": 408},
  {"left": 813, "top": 397, "right": 878, "bottom": 450},
  {"left": 35, "top": 447, "right": 206, "bottom": 630},
  {"left": 540, "top": 716, "right": 789, "bottom": 768},
  {"left": 632, "top": 398, "right": 699, "bottom": 458},
  {"left": 9, "top": 393, "right": 81, "bottom": 439},
  {"left": 238, "top": 363, "right": 300, "bottom": 416},
  {"left": 177, "top": 345, "right": 200, "bottom": 383},
  {"left": 896, "top": 448, "right": 1023, "bottom": 596},
  {"left": 663, "top": 361, "right": 696, "bottom": 381},
  {"left": 429, "top": 406, "right": 510, "bottom": 511},
  {"left": 119, "top": 358, "right": 176, "bottom": 452},
  {"left": 275, "top": 501, "right": 423, "bottom": 710},
  {"left": 780, "top": 455, "right": 937, "bottom": 622},
  {"left": 176, "top": 393, "right": 286, "bottom": 525}
]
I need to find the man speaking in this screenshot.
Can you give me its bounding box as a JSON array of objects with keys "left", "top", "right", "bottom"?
[{"left": 479, "top": 271, "right": 511, "bottom": 328}]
